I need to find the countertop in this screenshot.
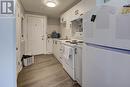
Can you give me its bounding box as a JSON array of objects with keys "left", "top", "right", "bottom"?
[{"left": 53, "top": 38, "right": 83, "bottom": 48}]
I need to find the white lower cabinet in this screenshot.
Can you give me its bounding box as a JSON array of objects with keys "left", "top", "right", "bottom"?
[
  {"left": 75, "top": 47, "right": 82, "bottom": 86},
  {"left": 47, "top": 38, "right": 53, "bottom": 54},
  {"left": 53, "top": 40, "right": 63, "bottom": 63},
  {"left": 53, "top": 40, "right": 82, "bottom": 86}
]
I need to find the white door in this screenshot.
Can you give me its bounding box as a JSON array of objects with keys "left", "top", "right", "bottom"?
[
  {"left": 27, "top": 16, "right": 44, "bottom": 55},
  {"left": 47, "top": 38, "right": 53, "bottom": 54}
]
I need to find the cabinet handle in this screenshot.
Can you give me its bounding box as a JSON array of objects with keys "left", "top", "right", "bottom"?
[{"left": 75, "top": 48, "right": 77, "bottom": 54}]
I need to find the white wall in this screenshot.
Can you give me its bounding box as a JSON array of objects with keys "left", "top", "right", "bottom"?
[
  {"left": 0, "top": 18, "right": 16, "bottom": 87},
  {"left": 0, "top": 1, "right": 16, "bottom": 87},
  {"left": 47, "top": 18, "right": 60, "bottom": 35}
]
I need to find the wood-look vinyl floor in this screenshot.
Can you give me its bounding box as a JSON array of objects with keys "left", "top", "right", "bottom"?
[{"left": 17, "top": 55, "right": 80, "bottom": 87}]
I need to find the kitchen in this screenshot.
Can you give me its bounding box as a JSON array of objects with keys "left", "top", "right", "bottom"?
[
  {"left": 16, "top": 0, "right": 93, "bottom": 87},
  {"left": 16, "top": 0, "right": 130, "bottom": 87},
  {"left": 0, "top": 0, "right": 130, "bottom": 87},
  {"left": 17, "top": 0, "right": 88, "bottom": 86}
]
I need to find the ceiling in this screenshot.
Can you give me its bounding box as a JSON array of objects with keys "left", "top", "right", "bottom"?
[{"left": 20, "top": 0, "right": 81, "bottom": 18}]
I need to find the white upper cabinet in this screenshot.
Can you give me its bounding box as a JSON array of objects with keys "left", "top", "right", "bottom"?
[
  {"left": 60, "top": 0, "right": 96, "bottom": 39},
  {"left": 60, "top": 0, "right": 96, "bottom": 23},
  {"left": 60, "top": 14, "right": 67, "bottom": 23}
]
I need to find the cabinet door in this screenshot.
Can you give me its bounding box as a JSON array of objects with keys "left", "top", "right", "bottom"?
[
  {"left": 57, "top": 41, "right": 61, "bottom": 59},
  {"left": 47, "top": 39, "right": 53, "bottom": 54},
  {"left": 53, "top": 40, "right": 57, "bottom": 57},
  {"left": 53, "top": 40, "right": 62, "bottom": 63},
  {"left": 55, "top": 41, "right": 60, "bottom": 60},
  {"left": 75, "top": 47, "right": 82, "bottom": 85}
]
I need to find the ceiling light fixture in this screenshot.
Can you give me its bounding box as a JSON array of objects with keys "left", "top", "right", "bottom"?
[{"left": 46, "top": 0, "right": 56, "bottom": 7}]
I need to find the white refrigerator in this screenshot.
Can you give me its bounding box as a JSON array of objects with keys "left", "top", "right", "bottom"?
[{"left": 82, "top": 0, "right": 130, "bottom": 87}]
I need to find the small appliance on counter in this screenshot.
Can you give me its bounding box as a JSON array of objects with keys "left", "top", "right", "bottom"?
[{"left": 51, "top": 31, "right": 61, "bottom": 38}]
